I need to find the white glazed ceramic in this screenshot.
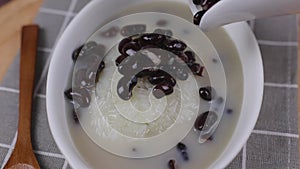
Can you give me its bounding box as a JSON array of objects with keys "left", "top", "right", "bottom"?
[
  {"left": 46, "top": 0, "right": 264, "bottom": 168},
  {"left": 188, "top": 0, "right": 300, "bottom": 31}
]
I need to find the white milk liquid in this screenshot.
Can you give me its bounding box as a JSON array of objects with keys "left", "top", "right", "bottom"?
[{"left": 67, "top": 2, "right": 244, "bottom": 169}]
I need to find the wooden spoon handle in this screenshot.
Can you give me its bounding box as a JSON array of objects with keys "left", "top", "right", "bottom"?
[
  {"left": 18, "top": 25, "right": 38, "bottom": 143},
  {"left": 4, "top": 25, "right": 40, "bottom": 169}
]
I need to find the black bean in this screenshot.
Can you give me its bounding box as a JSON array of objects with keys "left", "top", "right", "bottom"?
[
  {"left": 115, "top": 55, "right": 128, "bottom": 66},
  {"left": 83, "top": 55, "right": 99, "bottom": 68},
  {"left": 148, "top": 70, "right": 168, "bottom": 85},
  {"left": 153, "top": 28, "right": 173, "bottom": 37},
  {"left": 118, "top": 38, "right": 132, "bottom": 54},
  {"left": 100, "top": 26, "right": 119, "bottom": 38},
  {"left": 72, "top": 45, "right": 83, "bottom": 62},
  {"left": 139, "top": 33, "right": 166, "bottom": 46},
  {"left": 182, "top": 151, "right": 189, "bottom": 161},
  {"left": 212, "top": 58, "right": 218, "bottom": 63},
  {"left": 73, "top": 110, "right": 79, "bottom": 123},
  {"left": 189, "top": 63, "right": 204, "bottom": 76},
  {"left": 176, "top": 52, "right": 189, "bottom": 63},
  {"left": 152, "top": 82, "right": 173, "bottom": 99},
  {"left": 227, "top": 109, "right": 233, "bottom": 114},
  {"left": 149, "top": 69, "right": 168, "bottom": 81},
  {"left": 64, "top": 87, "right": 91, "bottom": 108},
  {"left": 166, "top": 75, "right": 177, "bottom": 87},
  {"left": 159, "top": 64, "right": 169, "bottom": 71},
  {"left": 194, "top": 111, "right": 209, "bottom": 131},
  {"left": 86, "top": 61, "right": 105, "bottom": 84},
  {"left": 136, "top": 67, "right": 158, "bottom": 77},
  {"left": 135, "top": 70, "right": 150, "bottom": 78},
  {"left": 168, "top": 159, "right": 176, "bottom": 169},
  {"left": 118, "top": 53, "right": 154, "bottom": 76},
  {"left": 201, "top": 0, "right": 220, "bottom": 10},
  {"left": 184, "top": 51, "right": 196, "bottom": 63},
  {"left": 148, "top": 70, "right": 176, "bottom": 87},
  {"left": 120, "top": 24, "right": 146, "bottom": 37},
  {"left": 117, "top": 60, "right": 136, "bottom": 76},
  {"left": 141, "top": 44, "right": 159, "bottom": 50},
  {"left": 199, "top": 86, "right": 215, "bottom": 101},
  {"left": 128, "top": 76, "right": 138, "bottom": 91},
  {"left": 96, "top": 61, "right": 105, "bottom": 82},
  {"left": 177, "top": 142, "right": 187, "bottom": 152},
  {"left": 64, "top": 88, "right": 73, "bottom": 100},
  {"left": 158, "top": 63, "right": 172, "bottom": 72},
  {"left": 80, "top": 43, "right": 105, "bottom": 66},
  {"left": 117, "top": 76, "right": 138, "bottom": 100},
  {"left": 93, "top": 44, "right": 106, "bottom": 57},
  {"left": 207, "top": 135, "right": 214, "bottom": 141},
  {"left": 118, "top": 64, "right": 134, "bottom": 76},
  {"left": 160, "top": 57, "right": 172, "bottom": 67},
  {"left": 154, "top": 50, "right": 175, "bottom": 65},
  {"left": 169, "top": 56, "right": 181, "bottom": 66},
  {"left": 85, "top": 41, "right": 98, "bottom": 49},
  {"left": 216, "top": 97, "right": 224, "bottom": 104},
  {"left": 81, "top": 41, "right": 98, "bottom": 56},
  {"left": 156, "top": 19, "right": 168, "bottom": 27},
  {"left": 74, "top": 69, "right": 93, "bottom": 88},
  {"left": 201, "top": 133, "right": 215, "bottom": 141},
  {"left": 193, "top": 0, "right": 203, "bottom": 5},
  {"left": 130, "top": 34, "right": 141, "bottom": 43},
  {"left": 121, "top": 42, "right": 141, "bottom": 56},
  {"left": 74, "top": 68, "right": 86, "bottom": 86},
  {"left": 98, "top": 61, "right": 105, "bottom": 73},
  {"left": 136, "top": 44, "right": 176, "bottom": 66},
  {"left": 117, "top": 86, "right": 132, "bottom": 101},
  {"left": 74, "top": 88, "right": 91, "bottom": 108},
  {"left": 164, "top": 39, "right": 187, "bottom": 52},
  {"left": 194, "top": 10, "right": 206, "bottom": 25},
  {"left": 194, "top": 111, "right": 218, "bottom": 131}
]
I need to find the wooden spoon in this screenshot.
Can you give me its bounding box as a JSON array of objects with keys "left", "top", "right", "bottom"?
[{"left": 4, "top": 25, "right": 40, "bottom": 169}]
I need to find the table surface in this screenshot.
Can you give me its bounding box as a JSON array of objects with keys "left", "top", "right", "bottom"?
[
  {"left": 0, "top": 0, "right": 299, "bottom": 169},
  {"left": 297, "top": 14, "right": 300, "bottom": 160},
  {"left": 0, "top": 0, "right": 42, "bottom": 82}
]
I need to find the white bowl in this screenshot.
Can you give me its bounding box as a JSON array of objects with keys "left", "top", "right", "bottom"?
[{"left": 46, "top": 0, "right": 264, "bottom": 168}]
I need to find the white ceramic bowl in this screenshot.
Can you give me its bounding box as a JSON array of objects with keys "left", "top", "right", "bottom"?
[{"left": 46, "top": 0, "right": 264, "bottom": 168}]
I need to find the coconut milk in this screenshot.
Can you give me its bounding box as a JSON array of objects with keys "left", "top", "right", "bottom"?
[{"left": 67, "top": 2, "right": 244, "bottom": 169}]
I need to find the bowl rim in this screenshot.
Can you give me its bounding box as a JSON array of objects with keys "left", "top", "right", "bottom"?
[
  {"left": 46, "top": 0, "right": 264, "bottom": 169},
  {"left": 208, "top": 22, "right": 264, "bottom": 169}
]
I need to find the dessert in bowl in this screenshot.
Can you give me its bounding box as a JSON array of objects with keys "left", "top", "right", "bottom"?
[{"left": 46, "top": 0, "right": 264, "bottom": 168}]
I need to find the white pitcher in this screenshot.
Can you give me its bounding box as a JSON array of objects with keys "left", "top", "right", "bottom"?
[{"left": 189, "top": 0, "right": 300, "bottom": 31}]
